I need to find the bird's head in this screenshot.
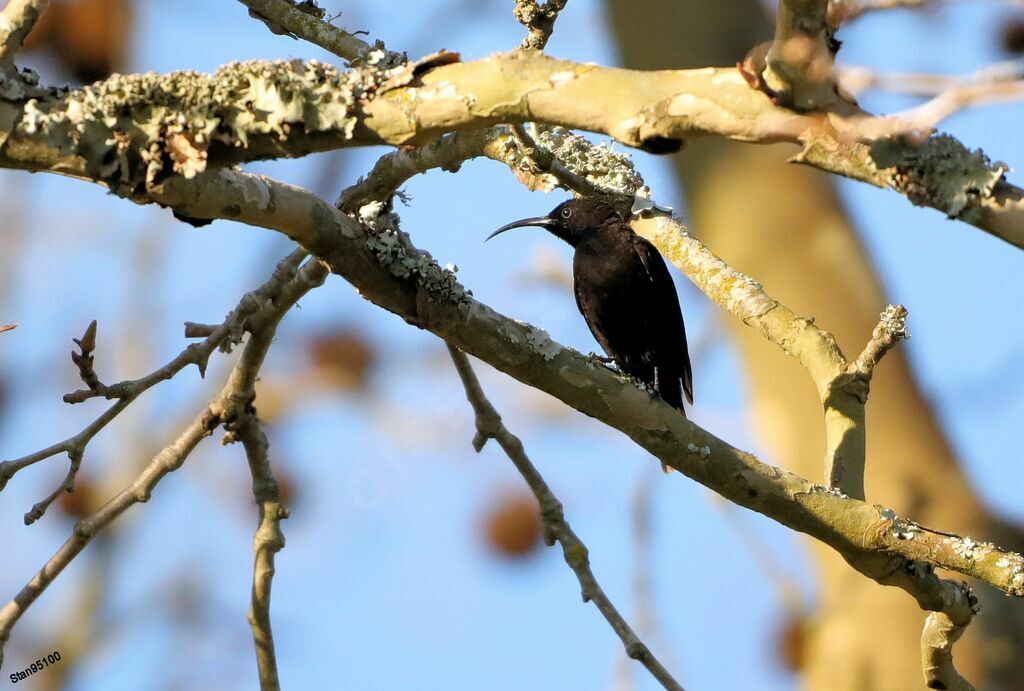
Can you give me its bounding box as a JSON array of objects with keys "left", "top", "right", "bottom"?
[{"left": 486, "top": 198, "right": 622, "bottom": 247}]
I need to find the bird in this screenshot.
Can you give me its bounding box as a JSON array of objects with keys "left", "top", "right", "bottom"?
[{"left": 488, "top": 198, "right": 692, "bottom": 469}]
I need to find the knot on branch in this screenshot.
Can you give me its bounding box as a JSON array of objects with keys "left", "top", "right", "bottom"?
[{"left": 625, "top": 640, "right": 650, "bottom": 661}]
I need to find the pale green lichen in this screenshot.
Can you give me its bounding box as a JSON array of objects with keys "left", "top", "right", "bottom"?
[
  {"left": 0, "top": 66, "right": 52, "bottom": 101},
  {"left": 877, "top": 304, "right": 909, "bottom": 341},
  {"left": 14, "top": 59, "right": 401, "bottom": 196},
  {"left": 494, "top": 125, "right": 646, "bottom": 201},
  {"left": 525, "top": 325, "right": 562, "bottom": 361},
  {"left": 536, "top": 126, "right": 643, "bottom": 196},
  {"left": 870, "top": 134, "right": 1007, "bottom": 220},
  {"left": 951, "top": 536, "right": 980, "bottom": 561},
  {"left": 359, "top": 202, "right": 468, "bottom": 306},
  {"left": 1009, "top": 563, "right": 1024, "bottom": 597}
]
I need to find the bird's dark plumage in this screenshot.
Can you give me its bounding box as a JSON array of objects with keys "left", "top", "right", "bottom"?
[{"left": 488, "top": 199, "right": 693, "bottom": 422}]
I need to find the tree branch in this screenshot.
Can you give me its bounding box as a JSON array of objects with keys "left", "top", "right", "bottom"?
[
  {"left": 922, "top": 603, "right": 976, "bottom": 691},
  {"left": 235, "top": 407, "right": 287, "bottom": 691},
  {"left": 0, "top": 0, "right": 49, "bottom": 65},
  {"left": 513, "top": 0, "right": 570, "bottom": 51},
  {"left": 1, "top": 52, "right": 1019, "bottom": 248},
  {"left": 447, "top": 345, "right": 684, "bottom": 691},
  {"left": 0, "top": 254, "right": 327, "bottom": 671},
  {"left": 143, "top": 167, "right": 1024, "bottom": 607},
  {"left": 829, "top": 0, "right": 927, "bottom": 23},
  {"left": 0, "top": 251, "right": 309, "bottom": 525},
  {"left": 0, "top": 404, "right": 219, "bottom": 673},
  {"left": 237, "top": 0, "right": 404, "bottom": 67},
  {"left": 758, "top": 0, "right": 852, "bottom": 112}
]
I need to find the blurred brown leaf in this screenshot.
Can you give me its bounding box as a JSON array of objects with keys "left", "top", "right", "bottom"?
[
  {"left": 482, "top": 491, "right": 542, "bottom": 558},
  {"left": 275, "top": 469, "right": 296, "bottom": 508},
  {"left": 308, "top": 327, "right": 376, "bottom": 392},
  {"left": 56, "top": 477, "right": 98, "bottom": 520},
  {"left": 23, "top": 0, "right": 132, "bottom": 83},
  {"left": 1001, "top": 17, "right": 1024, "bottom": 55},
  {"left": 775, "top": 610, "right": 809, "bottom": 674}
]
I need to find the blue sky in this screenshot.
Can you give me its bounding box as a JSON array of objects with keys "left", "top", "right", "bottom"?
[{"left": 0, "top": 2, "right": 1021, "bottom": 690}]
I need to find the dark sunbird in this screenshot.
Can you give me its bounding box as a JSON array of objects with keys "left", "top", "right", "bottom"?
[{"left": 488, "top": 198, "right": 693, "bottom": 470}]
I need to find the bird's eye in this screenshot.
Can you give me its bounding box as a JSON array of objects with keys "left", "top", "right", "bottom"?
[{"left": 561, "top": 207, "right": 573, "bottom": 219}]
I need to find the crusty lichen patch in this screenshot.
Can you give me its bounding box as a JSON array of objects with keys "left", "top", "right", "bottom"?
[
  {"left": 15, "top": 59, "right": 402, "bottom": 197},
  {"left": 358, "top": 201, "right": 469, "bottom": 307},
  {"left": 537, "top": 127, "right": 643, "bottom": 194},
  {"left": 870, "top": 134, "right": 1008, "bottom": 221}
]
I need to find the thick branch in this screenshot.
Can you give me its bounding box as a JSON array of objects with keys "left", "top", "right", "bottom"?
[
  {"left": 448, "top": 346, "right": 683, "bottom": 691},
  {"left": 0, "top": 52, "right": 1020, "bottom": 248},
  {"left": 144, "top": 168, "right": 1024, "bottom": 604}
]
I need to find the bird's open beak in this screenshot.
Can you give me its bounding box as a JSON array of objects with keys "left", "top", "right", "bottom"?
[{"left": 485, "top": 216, "right": 555, "bottom": 242}]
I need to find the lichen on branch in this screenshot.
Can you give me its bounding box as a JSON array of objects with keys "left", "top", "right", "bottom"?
[
  {"left": 8, "top": 57, "right": 402, "bottom": 196},
  {"left": 1, "top": 51, "right": 1019, "bottom": 247}
]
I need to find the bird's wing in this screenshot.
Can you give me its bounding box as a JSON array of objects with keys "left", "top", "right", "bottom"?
[
  {"left": 629, "top": 234, "right": 694, "bottom": 405},
  {"left": 573, "top": 272, "right": 620, "bottom": 361}
]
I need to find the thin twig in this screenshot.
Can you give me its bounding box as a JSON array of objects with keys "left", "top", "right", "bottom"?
[
  {"left": 829, "top": 0, "right": 927, "bottom": 22},
  {"left": 337, "top": 128, "right": 513, "bottom": 212},
  {"left": 446, "top": 345, "right": 685, "bottom": 691},
  {"left": 513, "top": 0, "right": 569, "bottom": 51},
  {"left": 509, "top": 124, "right": 606, "bottom": 198},
  {"left": 851, "top": 304, "right": 909, "bottom": 378},
  {"left": 0, "top": 324, "right": 15, "bottom": 333},
  {"left": 234, "top": 410, "right": 287, "bottom": 691},
  {"left": 0, "top": 255, "right": 327, "bottom": 671},
  {"left": 830, "top": 0, "right": 1024, "bottom": 23},
  {"left": 0, "top": 0, "right": 50, "bottom": 64},
  {"left": 839, "top": 61, "right": 1024, "bottom": 138},
  {"left": 237, "top": 0, "right": 404, "bottom": 66},
  {"left": 0, "top": 404, "right": 219, "bottom": 674},
  {"left": 0, "top": 251, "right": 307, "bottom": 522}
]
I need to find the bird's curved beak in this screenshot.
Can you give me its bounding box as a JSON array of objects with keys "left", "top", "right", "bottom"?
[{"left": 485, "top": 216, "right": 555, "bottom": 242}]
